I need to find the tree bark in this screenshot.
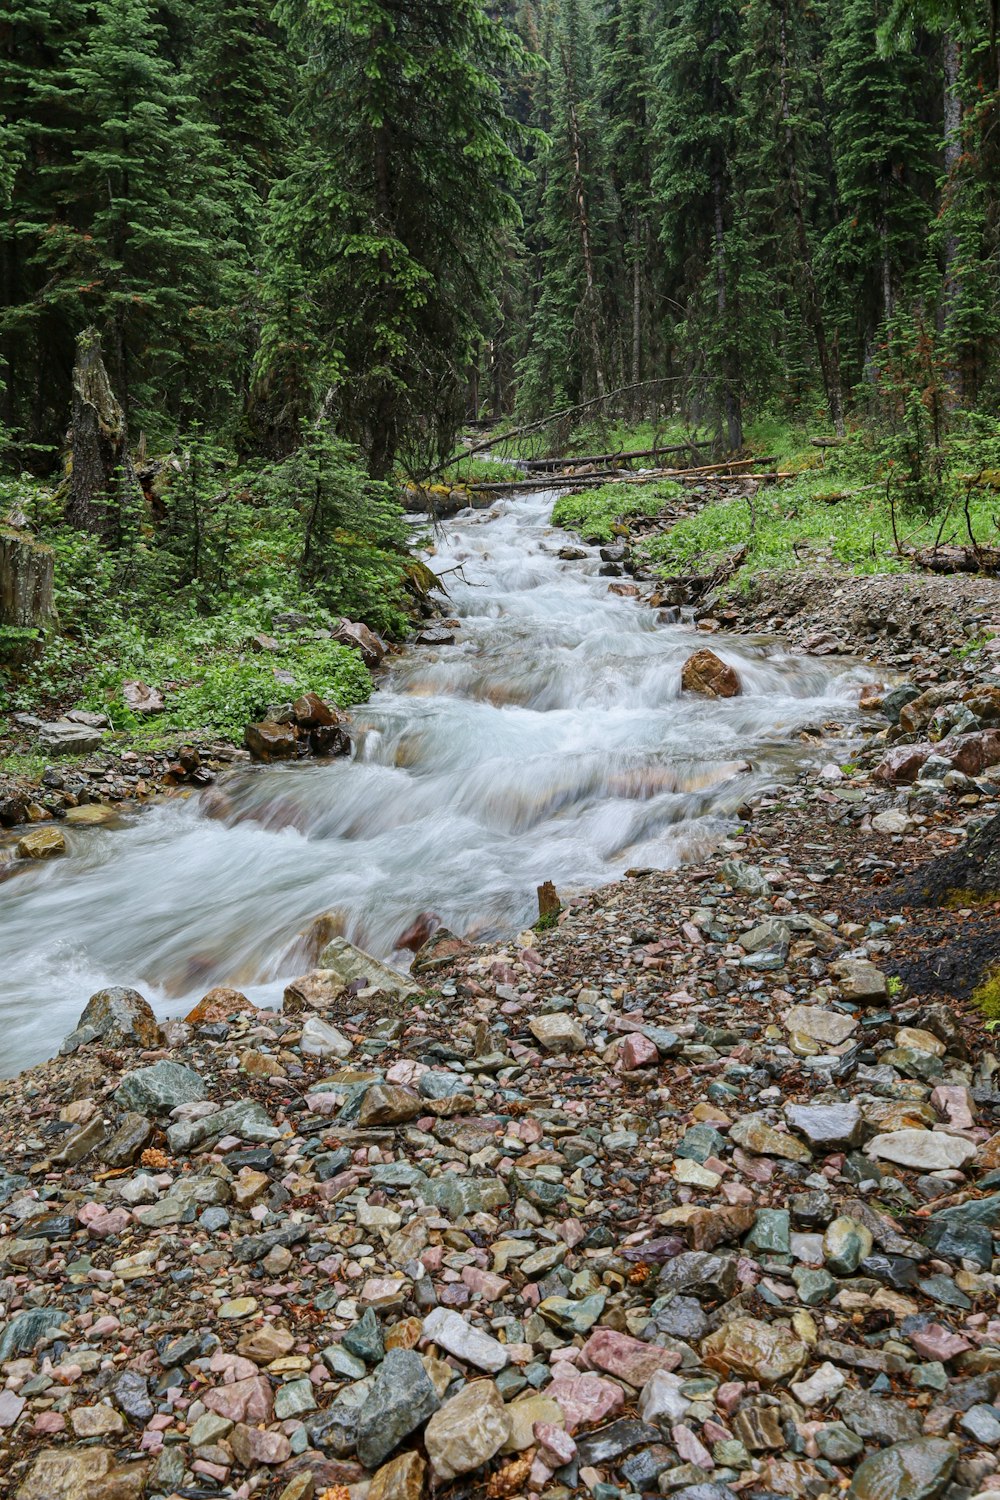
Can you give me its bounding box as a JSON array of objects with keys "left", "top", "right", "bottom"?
[
  {"left": 0, "top": 529, "right": 55, "bottom": 657},
  {"left": 67, "top": 326, "right": 137, "bottom": 541},
  {"left": 631, "top": 216, "right": 642, "bottom": 390},
  {"left": 941, "top": 33, "right": 963, "bottom": 404},
  {"left": 563, "top": 58, "right": 606, "bottom": 401},
  {"left": 779, "top": 2, "right": 845, "bottom": 435},
  {"left": 712, "top": 172, "right": 742, "bottom": 451}
]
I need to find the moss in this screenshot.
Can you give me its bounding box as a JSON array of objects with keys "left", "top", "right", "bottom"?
[{"left": 971, "top": 968, "right": 1000, "bottom": 1021}]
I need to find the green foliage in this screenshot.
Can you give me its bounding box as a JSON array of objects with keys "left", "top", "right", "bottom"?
[{"left": 551, "top": 480, "right": 682, "bottom": 541}]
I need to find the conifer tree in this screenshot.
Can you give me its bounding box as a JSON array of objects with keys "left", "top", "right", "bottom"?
[{"left": 257, "top": 0, "right": 530, "bottom": 474}]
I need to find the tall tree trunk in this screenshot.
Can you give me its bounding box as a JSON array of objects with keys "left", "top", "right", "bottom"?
[
  {"left": 712, "top": 172, "right": 742, "bottom": 452},
  {"left": 941, "top": 33, "right": 963, "bottom": 404},
  {"left": 67, "top": 326, "right": 137, "bottom": 541},
  {"left": 779, "top": 2, "right": 845, "bottom": 435},
  {"left": 564, "top": 69, "right": 606, "bottom": 400},
  {"left": 631, "top": 215, "right": 642, "bottom": 390}
]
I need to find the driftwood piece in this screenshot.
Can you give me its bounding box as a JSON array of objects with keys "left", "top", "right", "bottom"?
[{"left": 67, "top": 326, "right": 138, "bottom": 539}]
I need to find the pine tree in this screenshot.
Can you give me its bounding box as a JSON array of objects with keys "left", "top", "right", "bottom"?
[{"left": 257, "top": 0, "right": 530, "bottom": 475}]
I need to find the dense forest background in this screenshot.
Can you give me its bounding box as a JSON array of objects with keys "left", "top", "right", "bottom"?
[
  {"left": 1, "top": 0, "right": 999, "bottom": 733},
  {"left": 4, "top": 0, "right": 1000, "bottom": 476}
]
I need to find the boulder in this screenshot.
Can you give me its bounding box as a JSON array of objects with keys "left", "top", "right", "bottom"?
[
  {"left": 62, "top": 987, "right": 162, "bottom": 1053},
  {"left": 292, "top": 691, "right": 340, "bottom": 727},
  {"left": 121, "top": 680, "right": 164, "bottom": 714},
  {"left": 355, "top": 1348, "right": 441, "bottom": 1469},
  {"left": 244, "top": 720, "right": 298, "bottom": 762},
  {"left": 184, "top": 987, "right": 256, "bottom": 1025},
  {"left": 849, "top": 1439, "right": 957, "bottom": 1500},
  {"left": 681, "top": 649, "right": 742, "bottom": 698},
  {"left": 529, "top": 1013, "right": 587, "bottom": 1054},
  {"left": 38, "top": 721, "right": 104, "bottom": 754},
  {"left": 333, "top": 619, "right": 387, "bottom": 669},
  {"left": 701, "top": 1317, "right": 808, "bottom": 1384},
  {"left": 115, "top": 1060, "right": 209, "bottom": 1116},
  {"left": 17, "top": 826, "right": 66, "bottom": 858},
  {"left": 873, "top": 744, "right": 933, "bottom": 786},
  {"left": 865, "top": 1129, "right": 977, "bottom": 1171},
  {"left": 283, "top": 969, "right": 346, "bottom": 1014}
]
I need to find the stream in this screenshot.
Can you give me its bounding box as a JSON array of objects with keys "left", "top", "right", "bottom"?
[{"left": 0, "top": 489, "right": 875, "bottom": 1077}]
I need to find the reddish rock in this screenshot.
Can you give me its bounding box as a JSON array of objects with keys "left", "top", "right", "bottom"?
[
  {"left": 333, "top": 619, "right": 386, "bottom": 668},
  {"left": 581, "top": 1328, "right": 681, "bottom": 1386},
  {"left": 292, "top": 691, "right": 340, "bottom": 727},
  {"left": 547, "top": 1369, "right": 624, "bottom": 1433},
  {"left": 944, "top": 728, "right": 1000, "bottom": 776},
  {"left": 244, "top": 720, "right": 298, "bottom": 762},
  {"left": 396, "top": 912, "right": 442, "bottom": 952},
  {"left": 184, "top": 987, "right": 256, "bottom": 1025},
  {"left": 681, "top": 649, "right": 742, "bottom": 699},
  {"left": 203, "top": 1376, "right": 274, "bottom": 1425},
  {"left": 872, "top": 743, "right": 933, "bottom": 785},
  {"left": 231, "top": 1423, "right": 291, "bottom": 1467},
  {"left": 620, "top": 1032, "right": 658, "bottom": 1070},
  {"left": 310, "top": 722, "right": 351, "bottom": 756},
  {"left": 412, "top": 927, "right": 470, "bottom": 974}
]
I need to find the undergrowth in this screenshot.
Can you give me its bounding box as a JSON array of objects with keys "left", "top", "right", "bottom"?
[{"left": 551, "top": 481, "right": 683, "bottom": 542}]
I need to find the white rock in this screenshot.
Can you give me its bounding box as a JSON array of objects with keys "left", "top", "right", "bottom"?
[
  {"left": 865, "top": 1128, "right": 977, "bottom": 1171},
  {"left": 638, "top": 1370, "right": 691, "bottom": 1425},
  {"left": 299, "top": 1014, "right": 353, "bottom": 1060},
  {"left": 783, "top": 1005, "right": 858, "bottom": 1046},
  {"left": 424, "top": 1379, "right": 510, "bottom": 1480},
  {"left": 872, "top": 809, "right": 913, "bottom": 834},
  {"left": 118, "top": 1173, "right": 160, "bottom": 1206},
  {"left": 422, "top": 1307, "right": 508, "bottom": 1374},
  {"left": 528, "top": 1013, "right": 587, "bottom": 1055},
  {"left": 791, "top": 1361, "right": 845, "bottom": 1407}
]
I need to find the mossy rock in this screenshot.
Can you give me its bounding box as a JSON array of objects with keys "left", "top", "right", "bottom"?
[{"left": 972, "top": 968, "right": 1000, "bottom": 1022}]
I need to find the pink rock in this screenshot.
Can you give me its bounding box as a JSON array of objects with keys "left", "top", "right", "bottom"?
[
  {"left": 873, "top": 744, "right": 933, "bottom": 785},
  {"left": 203, "top": 1375, "right": 274, "bottom": 1425},
  {"left": 0, "top": 1390, "right": 25, "bottom": 1427},
  {"left": 193, "top": 1460, "right": 231, "bottom": 1481},
  {"left": 548, "top": 1369, "right": 625, "bottom": 1433},
  {"left": 931, "top": 1086, "right": 976, "bottom": 1130},
  {"left": 461, "top": 1266, "right": 510, "bottom": 1300},
  {"left": 82, "top": 1206, "right": 132, "bottom": 1238},
  {"left": 946, "top": 728, "right": 1000, "bottom": 777},
  {"left": 33, "top": 1411, "right": 66, "bottom": 1434},
  {"left": 89, "top": 1315, "right": 121, "bottom": 1337},
  {"left": 232, "top": 1422, "right": 291, "bottom": 1466},
  {"left": 534, "top": 1422, "right": 577, "bottom": 1465},
  {"left": 673, "top": 1424, "right": 714, "bottom": 1470},
  {"left": 908, "top": 1324, "right": 972, "bottom": 1362},
  {"left": 715, "top": 1382, "right": 746, "bottom": 1415},
  {"left": 581, "top": 1328, "right": 681, "bottom": 1387},
  {"left": 620, "top": 1033, "right": 659, "bottom": 1071},
  {"left": 210, "top": 1351, "right": 258, "bottom": 1382}
]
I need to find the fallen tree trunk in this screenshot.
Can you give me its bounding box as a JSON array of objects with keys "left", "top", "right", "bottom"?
[
  {"left": 465, "top": 454, "right": 780, "bottom": 494},
  {"left": 911, "top": 544, "right": 1000, "bottom": 575},
  {"left": 522, "top": 443, "right": 700, "bottom": 471}
]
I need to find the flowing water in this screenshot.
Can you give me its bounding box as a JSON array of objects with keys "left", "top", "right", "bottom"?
[{"left": 0, "top": 489, "right": 874, "bottom": 1076}]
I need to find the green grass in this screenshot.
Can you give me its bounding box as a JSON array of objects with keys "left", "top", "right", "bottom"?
[
  {"left": 643, "top": 471, "right": 1000, "bottom": 583},
  {"left": 437, "top": 455, "right": 525, "bottom": 484},
  {"left": 551, "top": 480, "right": 684, "bottom": 543}
]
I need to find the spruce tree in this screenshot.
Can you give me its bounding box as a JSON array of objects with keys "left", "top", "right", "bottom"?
[{"left": 257, "top": 0, "right": 530, "bottom": 474}]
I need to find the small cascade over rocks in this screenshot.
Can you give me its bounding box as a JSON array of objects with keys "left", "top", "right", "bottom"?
[{"left": 0, "top": 489, "right": 872, "bottom": 1075}]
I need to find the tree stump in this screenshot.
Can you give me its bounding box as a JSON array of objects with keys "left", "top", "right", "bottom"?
[
  {"left": 0, "top": 528, "right": 55, "bottom": 659},
  {"left": 67, "top": 326, "right": 138, "bottom": 540}
]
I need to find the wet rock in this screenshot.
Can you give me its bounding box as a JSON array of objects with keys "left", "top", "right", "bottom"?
[
  {"left": 424, "top": 1379, "right": 510, "bottom": 1481},
  {"left": 823, "top": 1216, "right": 874, "bottom": 1275},
  {"left": 659, "top": 1250, "right": 739, "bottom": 1300},
  {"left": 62, "top": 987, "right": 162, "bottom": 1053},
  {"left": 114, "top": 1059, "right": 208, "bottom": 1115},
  {"left": 355, "top": 1348, "right": 441, "bottom": 1469},
  {"left": 184, "top": 986, "right": 256, "bottom": 1024},
  {"left": 582, "top": 1327, "right": 682, "bottom": 1385},
  {"left": 369, "top": 1450, "right": 426, "bottom": 1500},
  {"left": 412, "top": 927, "right": 471, "bottom": 974},
  {"left": 730, "top": 1114, "right": 812, "bottom": 1162},
  {"left": 681, "top": 648, "right": 742, "bottom": 698},
  {"left": 701, "top": 1317, "right": 809, "bottom": 1384},
  {"left": 333, "top": 618, "right": 387, "bottom": 668},
  {"left": 16, "top": 825, "right": 66, "bottom": 858},
  {"left": 0, "top": 1306, "right": 67, "bottom": 1361},
  {"left": 245, "top": 720, "right": 298, "bottom": 761},
  {"left": 16, "top": 1447, "right": 147, "bottom": 1500},
  {"left": 358, "top": 1084, "right": 424, "bottom": 1127},
  {"left": 292, "top": 691, "right": 340, "bottom": 727},
  {"left": 849, "top": 1438, "right": 957, "bottom": 1500}
]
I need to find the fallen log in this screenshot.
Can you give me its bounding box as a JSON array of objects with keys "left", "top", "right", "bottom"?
[
  {"left": 466, "top": 454, "right": 780, "bottom": 494},
  {"left": 911, "top": 544, "right": 1000, "bottom": 575},
  {"left": 522, "top": 443, "right": 700, "bottom": 471}
]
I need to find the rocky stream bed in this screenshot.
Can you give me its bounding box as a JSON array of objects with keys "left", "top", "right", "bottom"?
[{"left": 1, "top": 490, "right": 1000, "bottom": 1500}]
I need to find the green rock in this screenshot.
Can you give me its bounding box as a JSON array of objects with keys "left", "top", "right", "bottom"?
[
  {"left": 422, "top": 1177, "right": 509, "bottom": 1218},
  {"left": 746, "top": 1209, "right": 790, "bottom": 1254},
  {"left": 817, "top": 1423, "right": 864, "bottom": 1462},
  {"left": 792, "top": 1267, "right": 835, "bottom": 1306},
  {"left": 823, "top": 1216, "right": 873, "bottom": 1276},
  {"left": 538, "top": 1293, "right": 606, "bottom": 1334},
  {"left": 342, "top": 1307, "right": 384, "bottom": 1365},
  {"left": 274, "top": 1378, "right": 317, "bottom": 1419},
  {"left": 115, "top": 1060, "right": 208, "bottom": 1116},
  {"left": 676, "top": 1124, "right": 724, "bottom": 1163},
  {"left": 849, "top": 1439, "right": 957, "bottom": 1500}
]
